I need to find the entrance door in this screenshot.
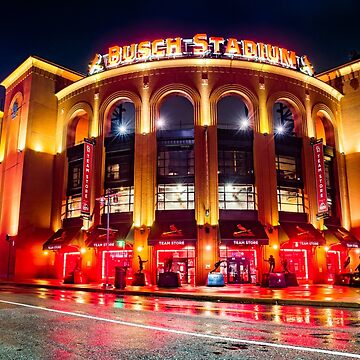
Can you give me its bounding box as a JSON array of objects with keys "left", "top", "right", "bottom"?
[
  {"left": 63, "top": 252, "right": 80, "bottom": 278},
  {"left": 172, "top": 258, "right": 188, "bottom": 284},
  {"left": 280, "top": 249, "right": 308, "bottom": 280},
  {"left": 227, "top": 257, "right": 251, "bottom": 284}
]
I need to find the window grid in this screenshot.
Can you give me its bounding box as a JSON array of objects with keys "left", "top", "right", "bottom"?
[
  {"left": 157, "top": 149, "right": 194, "bottom": 177},
  {"left": 276, "top": 155, "right": 299, "bottom": 181},
  {"left": 106, "top": 164, "right": 120, "bottom": 181},
  {"left": 324, "top": 157, "right": 335, "bottom": 216},
  {"left": 277, "top": 186, "right": 304, "bottom": 213},
  {"left": 218, "top": 149, "right": 253, "bottom": 177},
  {"left": 62, "top": 196, "right": 82, "bottom": 219},
  {"left": 218, "top": 184, "right": 256, "bottom": 210},
  {"left": 70, "top": 165, "right": 82, "bottom": 189},
  {"left": 157, "top": 183, "right": 195, "bottom": 210},
  {"left": 103, "top": 186, "right": 134, "bottom": 214}
]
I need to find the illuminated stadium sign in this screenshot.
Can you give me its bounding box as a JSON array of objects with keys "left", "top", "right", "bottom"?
[{"left": 88, "top": 33, "right": 314, "bottom": 76}]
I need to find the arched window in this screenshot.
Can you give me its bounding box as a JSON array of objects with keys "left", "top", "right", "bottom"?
[
  {"left": 273, "top": 101, "right": 304, "bottom": 213},
  {"left": 109, "top": 101, "right": 135, "bottom": 136},
  {"left": 67, "top": 110, "right": 89, "bottom": 148},
  {"left": 217, "top": 95, "right": 255, "bottom": 210},
  {"left": 156, "top": 95, "right": 194, "bottom": 210},
  {"left": 316, "top": 112, "right": 337, "bottom": 218},
  {"left": 11, "top": 101, "right": 19, "bottom": 119},
  {"left": 63, "top": 110, "right": 91, "bottom": 219},
  {"left": 104, "top": 100, "right": 136, "bottom": 214}
]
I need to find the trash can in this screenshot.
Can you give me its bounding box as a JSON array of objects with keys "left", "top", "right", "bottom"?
[{"left": 114, "top": 266, "right": 127, "bottom": 289}]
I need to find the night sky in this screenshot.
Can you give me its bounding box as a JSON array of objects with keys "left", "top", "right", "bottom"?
[{"left": 1, "top": 0, "right": 359, "bottom": 86}]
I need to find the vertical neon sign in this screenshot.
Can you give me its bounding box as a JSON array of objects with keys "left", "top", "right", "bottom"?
[
  {"left": 313, "top": 140, "right": 328, "bottom": 215},
  {"left": 81, "top": 139, "right": 94, "bottom": 217}
]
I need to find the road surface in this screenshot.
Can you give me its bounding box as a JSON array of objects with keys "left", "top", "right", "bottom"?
[{"left": 0, "top": 285, "right": 359, "bottom": 359}]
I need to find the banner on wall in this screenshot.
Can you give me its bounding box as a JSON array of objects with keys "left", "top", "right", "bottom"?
[
  {"left": 81, "top": 139, "right": 94, "bottom": 217},
  {"left": 313, "top": 140, "right": 328, "bottom": 215}
]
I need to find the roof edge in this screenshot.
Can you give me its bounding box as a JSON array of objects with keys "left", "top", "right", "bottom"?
[
  {"left": 316, "top": 58, "right": 360, "bottom": 82},
  {"left": 1, "top": 56, "right": 84, "bottom": 89}
]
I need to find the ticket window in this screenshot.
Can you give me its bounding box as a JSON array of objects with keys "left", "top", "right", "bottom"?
[{"left": 156, "top": 248, "right": 195, "bottom": 285}]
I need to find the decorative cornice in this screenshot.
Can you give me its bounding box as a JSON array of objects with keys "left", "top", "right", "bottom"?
[{"left": 55, "top": 58, "right": 343, "bottom": 102}]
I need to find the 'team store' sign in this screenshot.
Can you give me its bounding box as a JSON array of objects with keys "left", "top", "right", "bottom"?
[{"left": 88, "top": 33, "right": 314, "bottom": 76}]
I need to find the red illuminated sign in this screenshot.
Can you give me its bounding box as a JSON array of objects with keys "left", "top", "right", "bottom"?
[
  {"left": 313, "top": 141, "right": 328, "bottom": 215},
  {"left": 81, "top": 139, "right": 94, "bottom": 216},
  {"left": 161, "top": 224, "right": 183, "bottom": 238},
  {"left": 233, "top": 224, "right": 255, "bottom": 237},
  {"left": 88, "top": 34, "right": 314, "bottom": 76}
]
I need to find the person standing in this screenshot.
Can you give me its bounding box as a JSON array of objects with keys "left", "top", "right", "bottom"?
[{"left": 266, "top": 255, "right": 275, "bottom": 273}]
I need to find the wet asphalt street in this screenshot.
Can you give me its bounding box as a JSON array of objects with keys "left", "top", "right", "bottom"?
[{"left": 0, "top": 285, "right": 359, "bottom": 359}]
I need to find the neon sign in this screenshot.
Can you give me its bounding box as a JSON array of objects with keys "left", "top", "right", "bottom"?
[{"left": 88, "top": 33, "right": 314, "bottom": 76}]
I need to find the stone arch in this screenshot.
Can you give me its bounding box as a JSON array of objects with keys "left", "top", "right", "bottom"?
[
  {"left": 312, "top": 103, "right": 337, "bottom": 147},
  {"left": 150, "top": 83, "right": 201, "bottom": 130},
  {"left": 64, "top": 102, "right": 93, "bottom": 148},
  {"left": 100, "top": 90, "right": 142, "bottom": 136},
  {"left": 267, "top": 91, "right": 306, "bottom": 137},
  {"left": 210, "top": 84, "right": 258, "bottom": 130}
]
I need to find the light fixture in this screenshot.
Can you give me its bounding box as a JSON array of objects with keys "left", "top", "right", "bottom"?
[
  {"left": 275, "top": 125, "right": 285, "bottom": 134},
  {"left": 240, "top": 119, "right": 249, "bottom": 129},
  {"left": 118, "top": 125, "right": 127, "bottom": 134},
  {"left": 272, "top": 244, "right": 278, "bottom": 250},
  {"left": 205, "top": 245, "right": 211, "bottom": 251},
  {"left": 43, "top": 251, "right": 49, "bottom": 256},
  {"left": 156, "top": 118, "right": 164, "bottom": 128},
  {"left": 324, "top": 246, "right": 329, "bottom": 252},
  {"left": 137, "top": 246, "right": 143, "bottom": 252},
  {"left": 80, "top": 247, "right": 86, "bottom": 254}
]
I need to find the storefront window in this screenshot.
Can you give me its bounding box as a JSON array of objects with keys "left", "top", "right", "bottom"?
[
  {"left": 62, "top": 195, "right": 82, "bottom": 219},
  {"left": 103, "top": 186, "right": 134, "bottom": 213},
  {"left": 218, "top": 149, "right": 253, "bottom": 177},
  {"left": 157, "top": 183, "right": 194, "bottom": 210},
  {"left": 219, "top": 247, "right": 258, "bottom": 284},
  {"left": 277, "top": 186, "right": 304, "bottom": 212},
  {"left": 158, "top": 148, "right": 194, "bottom": 177},
  {"left": 156, "top": 248, "right": 195, "bottom": 285},
  {"left": 218, "top": 184, "right": 256, "bottom": 210},
  {"left": 102, "top": 250, "right": 133, "bottom": 279},
  {"left": 69, "top": 164, "right": 82, "bottom": 189},
  {"left": 276, "top": 155, "right": 299, "bottom": 181},
  {"left": 106, "top": 164, "right": 120, "bottom": 180}
]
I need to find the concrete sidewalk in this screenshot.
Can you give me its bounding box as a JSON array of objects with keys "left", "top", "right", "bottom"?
[{"left": 1, "top": 279, "right": 359, "bottom": 309}]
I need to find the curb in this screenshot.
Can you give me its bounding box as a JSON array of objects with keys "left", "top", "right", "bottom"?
[{"left": 1, "top": 281, "right": 359, "bottom": 309}]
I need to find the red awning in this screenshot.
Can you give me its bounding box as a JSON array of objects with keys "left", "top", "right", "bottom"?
[
  {"left": 325, "top": 225, "right": 360, "bottom": 248},
  {"left": 148, "top": 219, "right": 197, "bottom": 246},
  {"left": 280, "top": 222, "right": 325, "bottom": 246},
  {"left": 43, "top": 227, "right": 82, "bottom": 251},
  {"left": 219, "top": 220, "right": 269, "bottom": 245},
  {"left": 86, "top": 223, "right": 132, "bottom": 248}
]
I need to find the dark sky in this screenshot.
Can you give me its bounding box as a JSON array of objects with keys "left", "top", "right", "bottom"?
[{"left": 1, "top": 0, "right": 359, "bottom": 84}]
